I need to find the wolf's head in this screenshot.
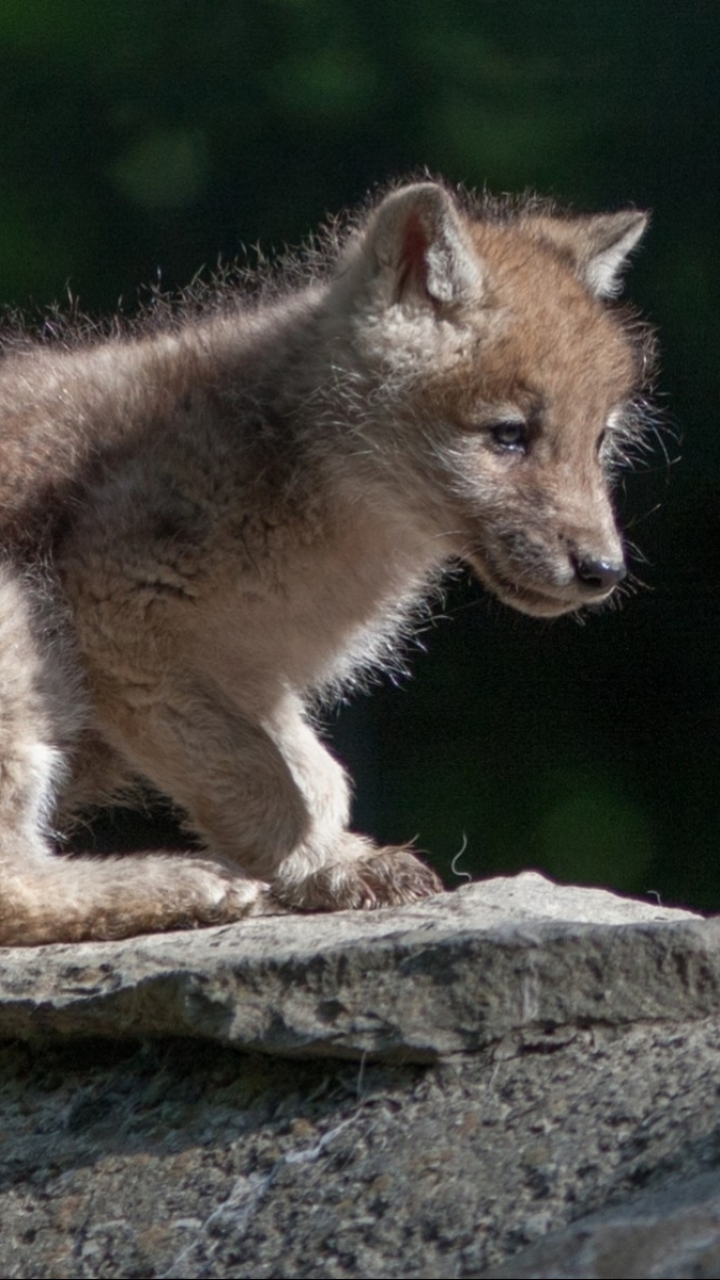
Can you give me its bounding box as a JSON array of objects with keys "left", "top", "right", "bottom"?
[{"left": 330, "top": 181, "right": 651, "bottom": 618}]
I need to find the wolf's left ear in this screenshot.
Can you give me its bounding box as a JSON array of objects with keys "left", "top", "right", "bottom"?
[
  {"left": 349, "top": 183, "right": 483, "bottom": 308},
  {"left": 534, "top": 211, "right": 649, "bottom": 299}
]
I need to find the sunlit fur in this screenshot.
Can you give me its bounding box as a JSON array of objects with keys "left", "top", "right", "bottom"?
[{"left": 0, "top": 178, "right": 652, "bottom": 943}]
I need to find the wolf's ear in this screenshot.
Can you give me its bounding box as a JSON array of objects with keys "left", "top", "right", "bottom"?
[
  {"left": 351, "top": 183, "right": 484, "bottom": 307},
  {"left": 532, "top": 211, "right": 649, "bottom": 299}
]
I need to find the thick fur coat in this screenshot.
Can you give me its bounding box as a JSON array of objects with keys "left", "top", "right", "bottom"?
[{"left": 0, "top": 180, "right": 650, "bottom": 942}]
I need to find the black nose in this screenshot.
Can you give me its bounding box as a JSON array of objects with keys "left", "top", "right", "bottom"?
[{"left": 572, "top": 554, "right": 626, "bottom": 592}]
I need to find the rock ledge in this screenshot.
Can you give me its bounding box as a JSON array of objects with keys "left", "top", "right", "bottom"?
[{"left": 0, "top": 871, "right": 710, "bottom": 1059}]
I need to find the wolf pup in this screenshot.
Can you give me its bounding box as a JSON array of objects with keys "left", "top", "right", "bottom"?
[{"left": 0, "top": 180, "right": 649, "bottom": 943}]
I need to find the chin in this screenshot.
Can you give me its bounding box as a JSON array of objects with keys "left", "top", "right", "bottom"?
[{"left": 493, "top": 584, "right": 583, "bottom": 619}]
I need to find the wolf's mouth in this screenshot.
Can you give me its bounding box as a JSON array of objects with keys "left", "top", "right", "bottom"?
[
  {"left": 468, "top": 554, "right": 613, "bottom": 619},
  {"left": 490, "top": 573, "right": 581, "bottom": 617}
]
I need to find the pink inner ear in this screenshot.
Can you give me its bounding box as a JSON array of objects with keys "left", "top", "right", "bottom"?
[{"left": 397, "top": 211, "right": 429, "bottom": 296}]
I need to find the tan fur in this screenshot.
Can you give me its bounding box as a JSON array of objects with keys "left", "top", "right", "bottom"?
[{"left": 0, "top": 180, "right": 651, "bottom": 943}]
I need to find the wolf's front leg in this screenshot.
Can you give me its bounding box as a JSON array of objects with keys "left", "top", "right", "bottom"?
[
  {"left": 107, "top": 685, "right": 442, "bottom": 911},
  {"left": 273, "top": 833, "right": 445, "bottom": 911},
  {"left": 262, "top": 696, "right": 444, "bottom": 910}
]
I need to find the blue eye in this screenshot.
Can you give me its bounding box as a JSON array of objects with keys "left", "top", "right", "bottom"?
[{"left": 490, "top": 420, "right": 528, "bottom": 452}]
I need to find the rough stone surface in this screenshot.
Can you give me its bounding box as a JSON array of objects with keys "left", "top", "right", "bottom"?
[
  {"left": 1, "top": 873, "right": 720, "bottom": 1278},
  {"left": 0, "top": 873, "right": 709, "bottom": 1059},
  {"left": 480, "top": 1169, "right": 720, "bottom": 1278},
  {"left": 3, "top": 1022, "right": 720, "bottom": 1277}
]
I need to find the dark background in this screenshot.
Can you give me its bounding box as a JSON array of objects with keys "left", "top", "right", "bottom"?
[{"left": 2, "top": 0, "right": 718, "bottom": 908}]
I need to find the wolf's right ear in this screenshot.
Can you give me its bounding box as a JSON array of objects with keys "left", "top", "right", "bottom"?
[
  {"left": 528, "top": 210, "right": 649, "bottom": 299},
  {"left": 346, "top": 183, "right": 484, "bottom": 309}
]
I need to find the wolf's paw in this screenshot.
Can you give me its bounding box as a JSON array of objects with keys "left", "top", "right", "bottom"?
[
  {"left": 163, "top": 859, "right": 283, "bottom": 928},
  {"left": 274, "top": 844, "right": 444, "bottom": 912}
]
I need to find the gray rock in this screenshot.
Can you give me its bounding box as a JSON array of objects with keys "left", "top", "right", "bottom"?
[
  {"left": 2, "top": 872, "right": 720, "bottom": 1279},
  {"left": 479, "top": 1169, "right": 720, "bottom": 1278},
  {"left": 3, "top": 1019, "right": 720, "bottom": 1277},
  {"left": 0, "top": 872, "right": 711, "bottom": 1059}
]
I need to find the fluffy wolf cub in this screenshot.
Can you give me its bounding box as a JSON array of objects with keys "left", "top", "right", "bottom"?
[{"left": 0, "top": 180, "right": 650, "bottom": 943}]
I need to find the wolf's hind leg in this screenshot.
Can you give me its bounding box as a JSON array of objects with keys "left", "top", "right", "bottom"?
[
  {"left": 0, "top": 854, "right": 272, "bottom": 945},
  {"left": 0, "top": 565, "right": 272, "bottom": 945}
]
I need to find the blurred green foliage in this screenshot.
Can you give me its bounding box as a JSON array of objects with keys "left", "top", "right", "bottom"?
[{"left": 1, "top": 0, "right": 719, "bottom": 907}]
